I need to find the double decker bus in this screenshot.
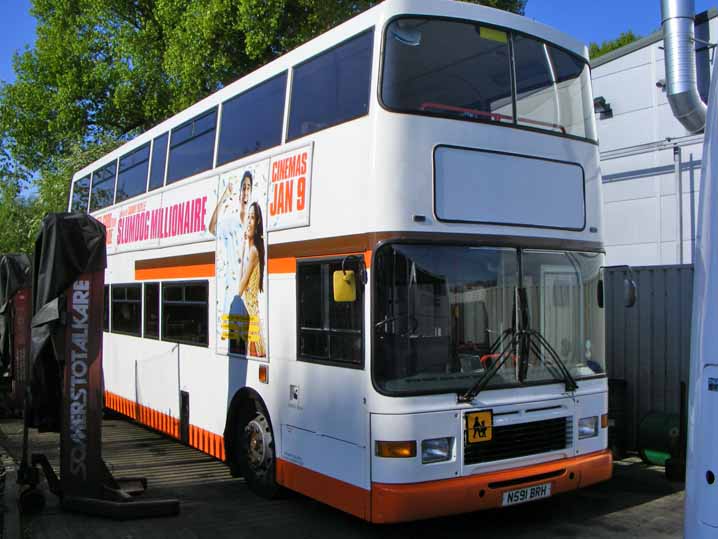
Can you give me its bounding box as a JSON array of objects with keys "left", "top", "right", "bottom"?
[{"left": 69, "top": 0, "right": 610, "bottom": 523}]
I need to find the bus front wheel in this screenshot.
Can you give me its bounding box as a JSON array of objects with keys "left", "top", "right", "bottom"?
[{"left": 238, "top": 398, "right": 280, "bottom": 499}]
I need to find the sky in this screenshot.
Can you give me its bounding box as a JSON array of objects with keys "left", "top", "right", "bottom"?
[
  {"left": 524, "top": 0, "right": 715, "bottom": 46},
  {"left": 0, "top": 0, "right": 716, "bottom": 83},
  {"left": 0, "top": 0, "right": 35, "bottom": 84}
]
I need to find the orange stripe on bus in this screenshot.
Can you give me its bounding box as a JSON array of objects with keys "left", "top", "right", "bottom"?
[
  {"left": 370, "top": 450, "right": 613, "bottom": 523},
  {"left": 276, "top": 458, "right": 370, "bottom": 521},
  {"left": 267, "top": 257, "right": 295, "bottom": 274},
  {"left": 268, "top": 250, "right": 372, "bottom": 274},
  {"left": 135, "top": 263, "right": 215, "bottom": 280},
  {"left": 104, "top": 390, "right": 227, "bottom": 462},
  {"left": 135, "top": 252, "right": 215, "bottom": 280}
]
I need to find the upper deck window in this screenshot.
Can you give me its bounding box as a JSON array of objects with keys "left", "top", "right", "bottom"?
[
  {"left": 115, "top": 143, "right": 150, "bottom": 203},
  {"left": 381, "top": 17, "right": 597, "bottom": 143},
  {"left": 148, "top": 133, "right": 168, "bottom": 191},
  {"left": 71, "top": 175, "right": 91, "bottom": 212},
  {"left": 89, "top": 160, "right": 117, "bottom": 212},
  {"left": 514, "top": 35, "right": 596, "bottom": 140},
  {"left": 218, "top": 72, "right": 287, "bottom": 166},
  {"left": 167, "top": 108, "right": 217, "bottom": 184},
  {"left": 382, "top": 19, "right": 513, "bottom": 124},
  {"left": 288, "top": 29, "right": 374, "bottom": 141}
]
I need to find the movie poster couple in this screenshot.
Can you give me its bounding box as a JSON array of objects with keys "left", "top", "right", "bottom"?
[{"left": 211, "top": 161, "right": 268, "bottom": 359}]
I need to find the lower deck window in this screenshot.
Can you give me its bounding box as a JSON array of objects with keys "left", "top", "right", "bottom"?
[
  {"left": 144, "top": 283, "right": 159, "bottom": 339},
  {"left": 103, "top": 285, "right": 109, "bottom": 332},
  {"left": 111, "top": 284, "right": 141, "bottom": 336},
  {"left": 297, "top": 259, "right": 364, "bottom": 367},
  {"left": 162, "top": 281, "right": 208, "bottom": 346}
]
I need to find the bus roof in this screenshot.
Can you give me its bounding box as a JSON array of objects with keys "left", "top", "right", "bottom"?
[{"left": 72, "top": 0, "right": 588, "bottom": 182}]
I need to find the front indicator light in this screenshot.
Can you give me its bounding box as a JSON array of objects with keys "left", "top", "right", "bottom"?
[
  {"left": 421, "top": 437, "right": 453, "bottom": 464},
  {"left": 375, "top": 440, "right": 417, "bottom": 458},
  {"left": 578, "top": 416, "right": 599, "bottom": 439}
]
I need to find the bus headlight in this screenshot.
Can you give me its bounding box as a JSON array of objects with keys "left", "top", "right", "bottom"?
[
  {"left": 421, "top": 437, "right": 453, "bottom": 464},
  {"left": 578, "top": 416, "right": 599, "bottom": 439}
]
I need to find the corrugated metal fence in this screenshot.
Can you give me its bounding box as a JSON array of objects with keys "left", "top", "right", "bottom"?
[{"left": 605, "top": 265, "right": 693, "bottom": 451}]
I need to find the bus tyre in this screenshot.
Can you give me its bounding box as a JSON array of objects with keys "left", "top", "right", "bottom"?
[{"left": 238, "top": 400, "right": 280, "bottom": 499}]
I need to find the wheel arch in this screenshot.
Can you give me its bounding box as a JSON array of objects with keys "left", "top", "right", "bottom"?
[{"left": 224, "top": 387, "right": 274, "bottom": 475}]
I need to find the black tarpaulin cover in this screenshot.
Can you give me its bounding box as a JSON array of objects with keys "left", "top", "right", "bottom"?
[
  {"left": 0, "top": 254, "right": 31, "bottom": 372},
  {"left": 29, "top": 213, "right": 106, "bottom": 430}
]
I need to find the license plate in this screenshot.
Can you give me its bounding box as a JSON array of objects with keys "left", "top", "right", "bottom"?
[{"left": 501, "top": 483, "right": 552, "bottom": 506}]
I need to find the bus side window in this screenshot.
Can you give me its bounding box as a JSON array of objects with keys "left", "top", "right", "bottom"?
[
  {"left": 217, "top": 72, "right": 287, "bottom": 166},
  {"left": 167, "top": 109, "right": 217, "bottom": 185},
  {"left": 288, "top": 28, "right": 374, "bottom": 141},
  {"left": 71, "top": 175, "right": 91, "bottom": 212},
  {"left": 90, "top": 160, "right": 118, "bottom": 212},
  {"left": 116, "top": 142, "right": 150, "bottom": 203},
  {"left": 161, "top": 281, "right": 209, "bottom": 347},
  {"left": 144, "top": 282, "right": 160, "bottom": 339},
  {"left": 111, "top": 284, "right": 142, "bottom": 337},
  {"left": 297, "top": 259, "right": 364, "bottom": 368},
  {"left": 148, "top": 133, "right": 168, "bottom": 191},
  {"left": 103, "top": 285, "right": 110, "bottom": 332}
]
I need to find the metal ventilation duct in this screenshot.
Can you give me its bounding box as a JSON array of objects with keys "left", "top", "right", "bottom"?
[{"left": 661, "top": 0, "right": 707, "bottom": 133}]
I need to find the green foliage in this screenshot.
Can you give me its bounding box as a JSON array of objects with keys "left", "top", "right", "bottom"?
[
  {"left": 31, "top": 136, "right": 123, "bottom": 227},
  {"left": 589, "top": 31, "right": 641, "bottom": 59},
  {"left": 0, "top": 148, "right": 35, "bottom": 254},
  {"left": 0, "top": 0, "right": 527, "bottom": 254},
  {"left": 479, "top": 0, "right": 526, "bottom": 14},
  {"left": 0, "top": 183, "right": 36, "bottom": 256}
]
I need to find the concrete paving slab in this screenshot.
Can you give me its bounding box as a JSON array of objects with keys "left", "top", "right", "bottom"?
[{"left": 0, "top": 417, "right": 685, "bottom": 539}]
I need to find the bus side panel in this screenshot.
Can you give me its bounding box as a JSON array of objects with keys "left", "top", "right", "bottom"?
[
  {"left": 267, "top": 268, "right": 371, "bottom": 493},
  {"left": 103, "top": 334, "right": 182, "bottom": 433},
  {"left": 103, "top": 333, "right": 138, "bottom": 414},
  {"left": 135, "top": 339, "right": 181, "bottom": 434},
  {"left": 263, "top": 272, "right": 297, "bottom": 463},
  {"left": 181, "top": 353, "right": 241, "bottom": 437}
]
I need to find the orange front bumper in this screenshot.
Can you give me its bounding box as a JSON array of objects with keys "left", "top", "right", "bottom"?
[{"left": 371, "top": 449, "right": 612, "bottom": 523}]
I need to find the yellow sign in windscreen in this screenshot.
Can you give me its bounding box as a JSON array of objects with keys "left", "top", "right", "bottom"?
[
  {"left": 479, "top": 27, "right": 508, "bottom": 44},
  {"left": 466, "top": 411, "right": 493, "bottom": 443}
]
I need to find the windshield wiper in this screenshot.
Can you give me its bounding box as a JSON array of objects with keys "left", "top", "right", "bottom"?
[
  {"left": 524, "top": 329, "right": 578, "bottom": 392},
  {"left": 458, "top": 327, "right": 517, "bottom": 403},
  {"left": 457, "top": 328, "right": 578, "bottom": 403}
]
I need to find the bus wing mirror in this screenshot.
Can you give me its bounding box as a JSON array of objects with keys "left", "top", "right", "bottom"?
[
  {"left": 597, "top": 279, "right": 604, "bottom": 309},
  {"left": 599, "top": 265, "right": 638, "bottom": 309},
  {"left": 333, "top": 270, "right": 357, "bottom": 303},
  {"left": 624, "top": 278, "right": 637, "bottom": 308}
]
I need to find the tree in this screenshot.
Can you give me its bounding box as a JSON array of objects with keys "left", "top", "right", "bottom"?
[
  {"left": 0, "top": 148, "right": 35, "bottom": 254},
  {"left": 589, "top": 31, "right": 641, "bottom": 59},
  {"left": 30, "top": 136, "right": 122, "bottom": 232},
  {"left": 0, "top": 0, "right": 527, "bottom": 253},
  {"left": 481, "top": 0, "right": 526, "bottom": 14}
]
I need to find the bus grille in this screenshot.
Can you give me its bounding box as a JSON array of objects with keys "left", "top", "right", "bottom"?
[{"left": 464, "top": 417, "right": 571, "bottom": 465}]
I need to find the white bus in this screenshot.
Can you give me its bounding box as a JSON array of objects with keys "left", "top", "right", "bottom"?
[
  {"left": 69, "top": 0, "right": 610, "bottom": 523},
  {"left": 685, "top": 32, "right": 718, "bottom": 539}
]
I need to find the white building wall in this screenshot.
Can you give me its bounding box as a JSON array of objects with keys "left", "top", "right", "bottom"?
[{"left": 592, "top": 10, "right": 716, "bottom": 266}]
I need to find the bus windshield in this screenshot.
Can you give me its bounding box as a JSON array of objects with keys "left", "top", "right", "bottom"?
[
  {"left": 373, "top": 244, "right": 605, "bottom": 396},
  {"left": 381, "top": 17, "right": 597, "bottom": 141}
]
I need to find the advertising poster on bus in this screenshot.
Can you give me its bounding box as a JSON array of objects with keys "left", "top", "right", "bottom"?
[
  {"left": 267, "top": 144, "right": 313, "bottom": 232},
  {"left": 212, "top": 160, "right": 269, "bottom": 360},
  {"left": 94, "top": 176, "right": 219, "bottom": 254}
]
